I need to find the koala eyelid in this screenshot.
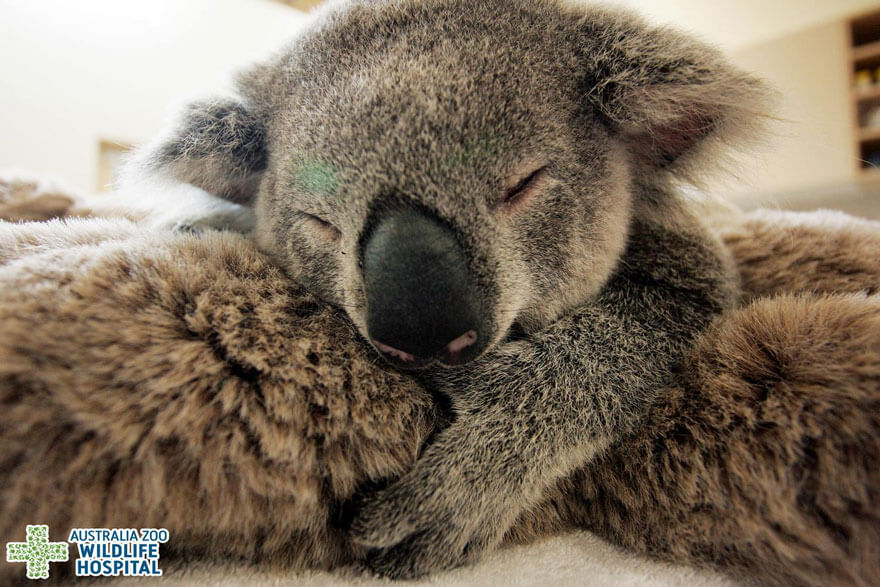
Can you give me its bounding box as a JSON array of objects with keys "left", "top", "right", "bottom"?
[
  {"left": 300, "top": 212, "right": 342, "bottom": 240},
  {"left": 500, "top": 165, "right": 548, "bottom": 209}
]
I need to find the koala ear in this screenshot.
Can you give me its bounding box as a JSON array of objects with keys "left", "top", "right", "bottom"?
[
  {"left": 131, "top": 97, "right": 268, "bottom": 205},
  {"left": 581, "top": 9, "right": 772, "bottom": 172}
]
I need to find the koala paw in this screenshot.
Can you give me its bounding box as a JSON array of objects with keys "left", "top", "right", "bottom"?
[
  {"left": 359, "top": 530, "right": 481, "bottom": 580},
  {"left": 349, "top": 437, "right": 511, "bottom": 579}
]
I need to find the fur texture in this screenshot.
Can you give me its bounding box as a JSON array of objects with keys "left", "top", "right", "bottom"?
[
  {"left": 0, "top": 170, "right": 255, "bottom": 233},
  {"left": 722, "top": 209, "right": 880, "bottom": 300},
  {"left": 0, "top": 218, "right": 436, "bottom": 582},
  {"left": 123, "top": 0, "right": 772, "bottom": 576},
  {"left": 520, "top": 293, "right": 880, "bottom": 586},
  {"left": 1, "top": 193, "right": 879, "bottom": 585},
  {"left": 3, "top": 0, "right": 875, "bottom": 584},
  {"left": 0, "top": 174, "right": 79, "bottom": 222},
  {"left": 506, "top": 209, "right": 880, "bottom": 586}
]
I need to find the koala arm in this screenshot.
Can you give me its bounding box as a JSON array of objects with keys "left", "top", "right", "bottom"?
[{"left": 351, "top": 210, "right": 738, "bottom": 578}]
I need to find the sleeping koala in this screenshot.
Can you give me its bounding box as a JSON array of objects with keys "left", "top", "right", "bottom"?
[{"left": 125, "top": 0, "right": 769, "bottom": 578}]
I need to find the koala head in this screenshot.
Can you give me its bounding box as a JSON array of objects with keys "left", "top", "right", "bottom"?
[{"left": 134, "top": 0, "right": 768, "bottom": 369}]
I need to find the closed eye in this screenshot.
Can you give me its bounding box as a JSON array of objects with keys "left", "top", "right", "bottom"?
[
  {"left": 499, "top": 165, "right": 548, "bottom": 209},
  {"left": 301, "top": 212, "right": 342, "bottom": 240}
]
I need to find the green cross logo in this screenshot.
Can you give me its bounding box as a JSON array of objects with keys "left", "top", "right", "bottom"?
[{"left": 6, "top": 525, "right": 69, "bottom": 580}]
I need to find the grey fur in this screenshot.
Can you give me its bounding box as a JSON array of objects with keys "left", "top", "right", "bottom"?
[
  {"left": 126, "top": 0, "right": 770, "bottom": 578},
  {"left": 144, "top": 97, "right": 267, "bottom": 205}
]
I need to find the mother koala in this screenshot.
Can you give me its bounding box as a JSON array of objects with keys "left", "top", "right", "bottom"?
[{"left": 128, "top": 0, "right": 768, "bottom": 578}]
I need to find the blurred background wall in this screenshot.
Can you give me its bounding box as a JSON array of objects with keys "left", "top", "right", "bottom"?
[
  {"left": 1, "top": 0, "right": 879, "bottom": 217},
  {"left": 0, "top": 0, "right": 309, "bottom": 191}
]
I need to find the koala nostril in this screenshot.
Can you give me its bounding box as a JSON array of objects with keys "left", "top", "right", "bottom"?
[
  {"left": 445, "top": 330, "right": 477, "bottom": 354},
  {"left": 372, "top": 329, "right": 478, "bottom": 366},
  {"left": 371, "top": 339, "right": 417, "bottom": 363},
  {"left": 441, "top": 330, "right": 478, "bottom": 365}
]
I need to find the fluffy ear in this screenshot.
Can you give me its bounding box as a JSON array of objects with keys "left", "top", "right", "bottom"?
[
  {"left": 131, "top": 97, "right": 268, "bottom": 205},
  {"left": 580, "top": 8, "right": 773, "bottom": 174}
]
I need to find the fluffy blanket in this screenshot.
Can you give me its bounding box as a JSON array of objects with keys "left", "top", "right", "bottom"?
[{"left": 1, "top": 179, "right": 878, "bottom": 585}]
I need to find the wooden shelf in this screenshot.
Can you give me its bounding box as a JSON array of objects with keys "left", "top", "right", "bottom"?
[
  {"left": 850, "top": 9, "right": 880, "bottom": 175},
  {"left": 852, "top": 10, "right": 880, "bottom": 46},
  {"left": 852, "top": 39, "right": 880, "bottom": 63},
  {"left": 859, "top": 127, "right": 880, "bottom": 142},
  {"left": 854, "top": 86, "right": 880, "bottom": 101}
]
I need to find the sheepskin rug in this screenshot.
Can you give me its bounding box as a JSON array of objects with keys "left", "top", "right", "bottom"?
[{"left": 1, "top": 182, "right": 878, "bottom": 585}]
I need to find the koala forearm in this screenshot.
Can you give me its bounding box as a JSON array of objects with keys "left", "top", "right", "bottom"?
[{"left": 432, "top": 215, "right": 737, "bottom": 497}]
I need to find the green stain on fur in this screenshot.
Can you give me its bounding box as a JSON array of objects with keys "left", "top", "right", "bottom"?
[{"left": 292, "top": 159, "right": 339, "bottom": 197}]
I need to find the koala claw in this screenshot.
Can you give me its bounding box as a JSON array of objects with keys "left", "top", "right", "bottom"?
[
  {"left": 348, "top": 485, "right": 419, "bottom": 550},
  {"left": 350, "top": 436, "right": 506, "bottom": 579},
  {"left": 359, "top": 528, "right": 475, "bottom": 580}
]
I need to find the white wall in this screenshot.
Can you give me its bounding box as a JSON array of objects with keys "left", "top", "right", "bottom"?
[
  {"left": 723, "top": 20, "right": 857, "bottom": 199},
  {"left": 608, "top": 0, "right": 879, "bottom": 50},
  {"left": 3, "top": 0, "right": 879, "bottom": 200},
  {"left": 0, "top": 0, "right": 309, "bottom": 192}
]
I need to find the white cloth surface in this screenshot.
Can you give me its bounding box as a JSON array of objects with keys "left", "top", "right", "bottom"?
[{"left": 107, "top": 531, "right": 735, "bottom": 587}]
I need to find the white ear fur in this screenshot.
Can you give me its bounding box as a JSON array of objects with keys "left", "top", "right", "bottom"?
[
  {"left": 122, "top": 96, "right": 267, "bottom": 206},
  {"left": 581, "top": 8, "right": 774, "bottom": 176}
]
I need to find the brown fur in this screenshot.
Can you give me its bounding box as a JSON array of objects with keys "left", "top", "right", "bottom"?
[
  {"left": 722, "top": 210, "right": 880, "bottom": 300},
  {"left": 1, "top": 186, "right": 879, "bottom": 585},
  {"left": 0, "top": 176, "right": 77, "bottom": 222},
  {"left": 0, "top": 218, "right": 436, "bottom": 582},
  {"left": 520, "top": 293, "right": 880, "bottom": 586},
  {"left": 511, "top": 209, "right": 880, "bottom": 585}
]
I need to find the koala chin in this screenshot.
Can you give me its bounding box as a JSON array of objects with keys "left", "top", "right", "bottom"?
[{"left": 123, "top": 0, "right": 770, "bottom": 578}]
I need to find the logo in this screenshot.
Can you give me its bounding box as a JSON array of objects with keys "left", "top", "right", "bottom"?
[
  {"left": 6, "top": 526, "right": 169, "bottom": 580},
  {"left": 68, "top": 528, "right": 167, "bottom": 577},
  {"left": 6, "top": 525, "right": 69, "bottom": 580}
]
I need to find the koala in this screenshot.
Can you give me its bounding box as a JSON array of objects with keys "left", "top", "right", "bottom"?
[{"left": 125, "top": 0, "right": 769, "bottom": 578}]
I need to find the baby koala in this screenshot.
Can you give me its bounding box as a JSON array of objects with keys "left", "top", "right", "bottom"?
[{"left": 126, "top": 0, "right": 768, "bottom": 578}]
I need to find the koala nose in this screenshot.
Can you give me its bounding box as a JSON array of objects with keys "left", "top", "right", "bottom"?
[{"left": 362, "top": 208, "right": 485, "bottom": 367}]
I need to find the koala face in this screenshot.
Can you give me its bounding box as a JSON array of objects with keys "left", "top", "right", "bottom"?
[
  {"left": 137, "top": 0, "right": 767, "bottom": 368},
  {"left": 251, "top": 12, "right": 636, "bottom": 367}
]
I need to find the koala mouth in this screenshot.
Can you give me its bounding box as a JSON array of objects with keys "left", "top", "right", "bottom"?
[
  {"left": 372, "top": 330, "right": 478, "bottom": 369},
  {"left": 360, "top": 207, "right": 490, "bottom": 370}
]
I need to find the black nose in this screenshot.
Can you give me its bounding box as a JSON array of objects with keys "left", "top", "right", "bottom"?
[{"left": 362, "top": 208, "right": 485, "bottom": 367}]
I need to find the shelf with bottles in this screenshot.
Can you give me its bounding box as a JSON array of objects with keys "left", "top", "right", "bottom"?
[{"left": 850, "top": 8, "right": 880, "bottom": 176}]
